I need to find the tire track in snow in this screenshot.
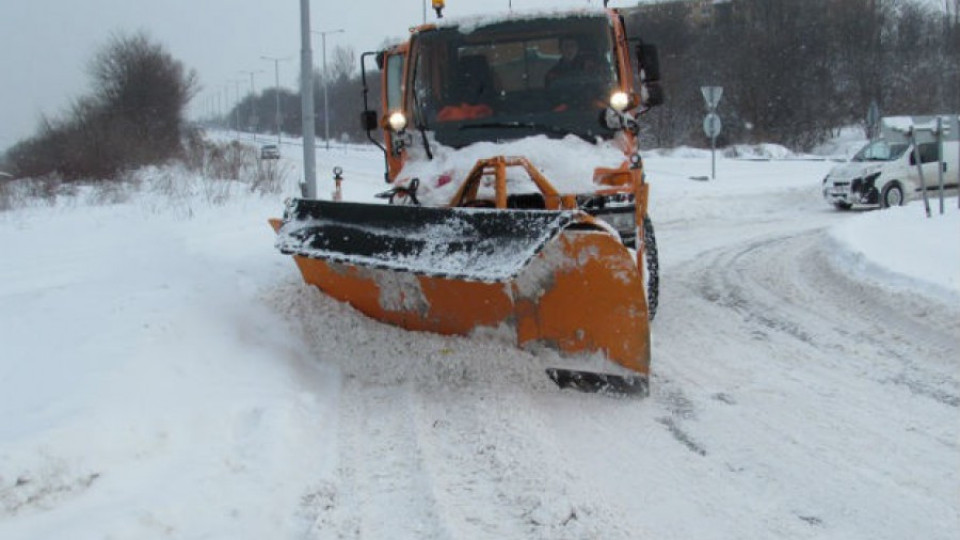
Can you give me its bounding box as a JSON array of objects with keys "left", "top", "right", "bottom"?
[
  {"left": 409, "top": 387, "right": 638, "bottom": 539},
  {"left": 303, "top": 367, "right": 637, "bottom": 539},
  {"left": 650, "top": 227, "right": 960, "bottom": 538},
  {"left": 271, "top": 281, "right": 640, "bottom": 538},
  {"left": 271, "top": 280, "right": 605, "bottom": 538},
  {"left": 688, "top": 230, "right": 959, "bottom": 407},
  {"left": 305, "top": 384, "right": 450, "bottom": 540}
]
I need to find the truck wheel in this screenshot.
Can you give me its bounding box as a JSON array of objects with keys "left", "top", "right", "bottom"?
[
  {"left": 833, "top": 202, "right": 852, "bottom": 211},
  {"left": 881, "top": 182, "right": 904, "bottom": 208},
  {"left": 643, "top": 216, "right": 659, "bottom": 321}
]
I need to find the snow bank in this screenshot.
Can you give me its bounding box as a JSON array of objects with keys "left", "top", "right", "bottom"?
[
  {"left": 828, "top": 203, "right": 960, "bottom": 302},
  {"left": 1, "top": 137, "right": 957, "bottom": 540}
]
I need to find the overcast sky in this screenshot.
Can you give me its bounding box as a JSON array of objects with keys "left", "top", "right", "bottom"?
[{"left": 0, "top": 0, "right": 624, "bottom": 150}]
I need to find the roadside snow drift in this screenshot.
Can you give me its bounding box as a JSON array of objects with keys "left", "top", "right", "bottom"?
[{"left": 0, "top": 139, "right": 957, "bottom": 540}]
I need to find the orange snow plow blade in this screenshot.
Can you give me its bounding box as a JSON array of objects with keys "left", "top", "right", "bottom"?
[{"left": 270, "top": 200, "right": 650, "bottom": 395}]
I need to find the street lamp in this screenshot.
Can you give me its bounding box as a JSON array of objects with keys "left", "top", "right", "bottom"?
[
  {"left": 312, "top": 29, "right": 345, "bottom": 151},
  {"left": 298, "top": 0, "right": 317, "bottom": 199},
  {"left": 261, "top": 55, "right": 291, "bottom": 146},
  {"left": 221, "top": 85, "right": 230, "bottom": 129},
  {"left": 238, "top": 70, "right": 264, "bottom": 141},
  {"left": 228, "top": 79, "right": 243, "bottom": 140}
]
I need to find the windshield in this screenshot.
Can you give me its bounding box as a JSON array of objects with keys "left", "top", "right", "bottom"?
[
  {"left": 410, "top": 15, "right": 620, "bottom": 148},
  {"left": 852, "top": 141, "right": 909, "bottom": 162}
]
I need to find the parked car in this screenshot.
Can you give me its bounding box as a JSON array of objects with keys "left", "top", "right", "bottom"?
[
  {"left": 260, "top": 144, "right": 281, "bottom": 160},
  {"left": 822, "top": 116, "right": 959, "bottom": 209}
]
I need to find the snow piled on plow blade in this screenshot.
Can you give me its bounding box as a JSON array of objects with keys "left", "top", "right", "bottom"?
[
  {"left": 276, "top": 199, "right": 579, "bottom": 283},
  {"left": 272, "top": 197, "right": 651, "bottom": 379}
]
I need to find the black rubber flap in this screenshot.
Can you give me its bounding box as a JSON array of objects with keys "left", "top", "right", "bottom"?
[
  {"left": 276, "top": 199, "right": 578, "bottom": 283},
  {"left": 546, "top": 368, "right": 649, "bottom": 396}
]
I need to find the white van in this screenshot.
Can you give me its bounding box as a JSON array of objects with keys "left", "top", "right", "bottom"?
[{"left": 822, "top": 116, "right": 959, "bottom": 209}]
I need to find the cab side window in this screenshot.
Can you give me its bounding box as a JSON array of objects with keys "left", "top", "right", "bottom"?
[
  {"left": 386, "top": 54, "right": 404, "bottom": 111},
  {"left": 909, "top": 142, "right": 940, "bottom": 165}
]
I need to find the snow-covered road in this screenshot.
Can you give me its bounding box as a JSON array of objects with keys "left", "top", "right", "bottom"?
[
  {"left": 273, "top": 154, "right": 959, "bottom": 539},
  {"left": 1, "top": 141, "right": 957, "bottom": 539}
]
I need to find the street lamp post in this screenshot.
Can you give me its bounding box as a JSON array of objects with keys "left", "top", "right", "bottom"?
[
  {"left": 261, "top": 55, "right": 291, "bottom": 146},
  {"left": 230, "top": 79, "right": 242, "bottom": 140},
  {"left": 239, "top": 70, "right": 264, "bottom": 142},
  {"left": 313, "top": 29, "right": 345, "bottom": 151},
  {"left": 222, "top": 85, "right": 230, "bottom": 129},
  {"left": 299, "top": 0, "right": 317, "bottom": 199}
]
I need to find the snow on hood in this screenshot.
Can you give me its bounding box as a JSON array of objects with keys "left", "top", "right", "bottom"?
[
  {"left": 396, "top": 135, "right": 628, "bottom": 205},
  {"left": 827, "top": 161, "right": 884, "bottom": 179}
]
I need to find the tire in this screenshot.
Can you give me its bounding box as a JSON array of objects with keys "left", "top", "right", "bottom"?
[
  {"left": 833, "top": 202, "right": 852, "bottom": 211},
  {"left": 642, "top": 215, "right": 659, "bottom": 321},
  {"left": 880, "top": 182, "right": 904, "bottom": 208}
]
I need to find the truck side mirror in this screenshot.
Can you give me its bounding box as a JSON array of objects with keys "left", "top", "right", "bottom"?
[
  {"left": 644, "top": 82, "right": 664, "bottom": 108},
  {"left": 361, "top": 110, "right": 379, "bottom": 132},
  {"left": 637, "top": 44, "right": 661, "bottom": 83}
]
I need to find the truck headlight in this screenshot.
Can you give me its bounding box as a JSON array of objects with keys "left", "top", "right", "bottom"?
[
  {"left": 388, "top": 111, "right": 407, "bottom": 132},
  {"left": 610, "top": 91, "right": 630, "bottom": 112}
]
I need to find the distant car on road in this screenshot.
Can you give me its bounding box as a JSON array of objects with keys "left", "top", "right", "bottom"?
[{"left": 260, "top": 144, "right": 280, "bottom": 160}]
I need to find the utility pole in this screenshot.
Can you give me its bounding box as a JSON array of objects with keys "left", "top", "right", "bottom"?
[
  {"left": 261, "top": 55, "right": 291, "bottom": 146},
  {"left": 231, "top": 79, "right": 242, "bottom": 140},
  {"left": 222, "top": 85, "right": 230, "bottom": 129},
  {"left": 300, "top": 0, "right": 317, "bottom": 199},
  {"left": 239, "top": 70, "right": 264, "bottom": 142},
  {"left": 313, "top": 29, "right": 345, "bottom": 151}
]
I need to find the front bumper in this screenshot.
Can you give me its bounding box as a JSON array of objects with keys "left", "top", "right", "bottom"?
[{"left": 823, "top": 178, "right": 879, "bottom": 206}]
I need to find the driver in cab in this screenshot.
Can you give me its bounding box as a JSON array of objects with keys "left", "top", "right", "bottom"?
[
  {"left": 545, "top": 37, "right": 602, "bottom": 111},
  {"left": 546, "top": 37, "right": 596, "bottom": 87}
]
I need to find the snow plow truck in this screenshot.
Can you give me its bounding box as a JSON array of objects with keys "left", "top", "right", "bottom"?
[{"left": 272, "top": 0, "right": 663, "bottom": 395}]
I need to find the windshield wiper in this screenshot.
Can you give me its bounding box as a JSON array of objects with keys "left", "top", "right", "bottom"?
[{"left": 410, "top": 61, "right": 433, "bottom": 160}]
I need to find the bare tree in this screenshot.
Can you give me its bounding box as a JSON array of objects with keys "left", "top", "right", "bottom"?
[
  {"left": 90, "top": 31, "right": 199, "bottom": 161},
  {"left": 330, "top": 45, "right": 357, "bottom": 83},
  {"left": 6, "top": 31, "right": 198, "bottom": 180}
]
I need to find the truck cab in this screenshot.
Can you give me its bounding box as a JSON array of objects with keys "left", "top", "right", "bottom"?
[{"left": 360, "top": 8, "right": 662, "bottom": 247}]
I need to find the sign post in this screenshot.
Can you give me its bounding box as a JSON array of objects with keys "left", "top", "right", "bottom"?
[
  {"left": 936, "top": 117, "right": 944, "bottom": 215},
  {"left": 703, "top": 113, "right": 722, "bottom": 179},
  {"left": 908, "top": 126, "right": 932, "bottom": 218},
  {"left": 700, "top": 86, "right": 723, "bottom": 180},
  {"left": 866, "top": 100, "right": 880, "bottom": 140}
]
